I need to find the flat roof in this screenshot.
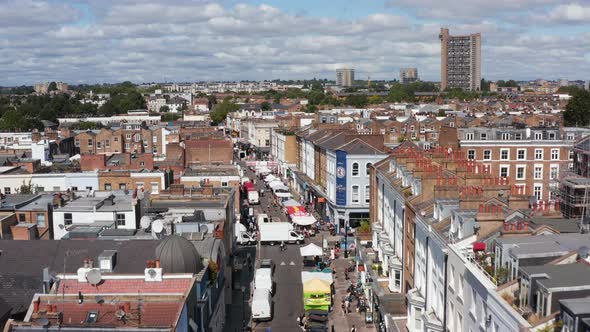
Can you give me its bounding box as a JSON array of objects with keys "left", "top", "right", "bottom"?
[
  {"left": 55, "top": 194, "right": 133, "bottom": 212},
  {"left": 497, "top": 234, "right": 590, "bottom": 259},
  {"left": 521, "top": 263, "right": 590, "bottom": 290},
  {"left": 560, "top": 296, "right": 590, "bottom": 315}
]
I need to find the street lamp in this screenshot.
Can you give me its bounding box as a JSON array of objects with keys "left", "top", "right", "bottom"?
[{"left": 344, "top": 219, "right": 349, "bottom": 258}]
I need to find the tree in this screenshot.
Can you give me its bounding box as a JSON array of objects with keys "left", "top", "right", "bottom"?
[
  {"left": 261, "top": 101, "right": 271, "bottom": 111},
  {"left": 345, "top": 95, "right": 368, "bottom": 108},
  {"left": 210, "top": 99, "right": 239, "bottom": 124},
  {"left": 563, "top": 90, "right": 590, "bottom": 126},
  {"left": 159, "top": 105, "right": 170, "bottom": 113},
  {"left": 48, "top": 81, "right": 57, "bottom": 92},
  {"left": 368, "top": 95, "right": 383, "bottom": 104}
]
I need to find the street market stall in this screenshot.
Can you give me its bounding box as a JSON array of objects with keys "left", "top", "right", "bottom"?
[
  {"left": 282, "top": 199, "right": 300, "bottom": 207},
  {"left": 292, "top": 215, "right": 317, "bottom": 226},
  {"left": 300, "top": 243, "right": 323, "bottom": 257},
  {"left": 302, "top": 279, "right": 332, "bottom": 312}
]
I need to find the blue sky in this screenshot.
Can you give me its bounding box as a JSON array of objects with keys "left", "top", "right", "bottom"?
[{"left": 1, "top": 0, "right": 589, "bottom": 85}]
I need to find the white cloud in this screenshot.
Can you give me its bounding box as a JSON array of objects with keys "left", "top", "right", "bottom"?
[
  {"left": 535, "top": 3, "right": 590, "bottom": 24},
  {"left": 0, "top": 1, "right": 588, "bottom": 85}
]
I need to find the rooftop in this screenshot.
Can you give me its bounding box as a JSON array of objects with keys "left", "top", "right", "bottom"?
[
  {"left": 521, "top": 263, "right": 590, "bottom": 290},
  {"left": 55, "top": 193, "right": 134, "bottom": 212},
  {"left": 560, "top": 296, "right": 590, "bottom": 315}
]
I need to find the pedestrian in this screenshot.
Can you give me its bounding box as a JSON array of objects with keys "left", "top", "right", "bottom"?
[
  {"left": 344, "top": 298, "right": 350, "bottom": 314},
  {"left": 350, "top": 325, "right": 356, "bottom": 332}
]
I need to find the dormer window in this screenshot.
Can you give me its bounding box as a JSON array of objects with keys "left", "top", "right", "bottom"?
[{"left": 534, "top": 132, "right": 542, "bottom": 140}]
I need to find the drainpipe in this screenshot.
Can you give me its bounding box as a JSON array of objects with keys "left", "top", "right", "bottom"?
[
  {"left": 424, "top": 235, "right": 430, "bottom": 309},
  {"left": 442, "top": 253, "right": 449, "bottom": 331}
]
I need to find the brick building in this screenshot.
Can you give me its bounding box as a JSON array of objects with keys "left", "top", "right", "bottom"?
[{"left": 184, "top": 137, "right": 233, "bottom": 167}]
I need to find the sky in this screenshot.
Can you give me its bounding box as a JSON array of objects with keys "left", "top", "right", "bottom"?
[{"left": 1, "top": 0, "right": 590, "bottom": 85}]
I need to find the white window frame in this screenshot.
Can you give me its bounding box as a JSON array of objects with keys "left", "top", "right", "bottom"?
[
  {"left": 517, "top": 149, "right": 526, "bottom": 160},
  {"left": 499, "top": 165, "right": 509, "bottom": 178},
  {"left": 480, "top": 132, "right": 487, "bottom": 140},
  {"left": 351, "top": 163, "right": 360, "bottom": 177},
  {"left": 533, "top": 184, "right": 542, "bottom": 201},
  {"left": 150, "top": 182, "right": 159, "bottom": 194},
  {"left": 500, "top": 148, "right": 510, "bottom": 161},
  {"left": 516, "top": 165, "right": 526, "bottom": 180},
  {"left": 467, "top": 150, "right": 475, "bottom": 160},
  {"left": 351, "top": 185, "right": 360, "bottom": 204},
  {"left": 501, "top": 133, "right": 510, "bottom": 140},
  {"left": 365, "top": 185, "right": 370, "bottom": 204},
  {"left": 534, "top": 132, "right": 542, "bottom": 140},
  {"left": 549, "top": 164, "right": 559, "bottom": 180},
  {"left": 550, "top": 149, "right": 559, "bottom": 160},
  {"left": 483, "top": 150, "right": 491, "bottom": 161},
  {"left": 534, "top": 165, "right": 543, "bottom": 180},
  {"left": 535, "top": 149, "right": 543, "bottom": 160},
  {"left": 465, "top": 132, "right": 474, "bottom": 140}
]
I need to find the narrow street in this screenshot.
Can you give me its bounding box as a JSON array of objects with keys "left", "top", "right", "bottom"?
[{"left": 228, "top": 156, "right": 376, "bottom": 332}]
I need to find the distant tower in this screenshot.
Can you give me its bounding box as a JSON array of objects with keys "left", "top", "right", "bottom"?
[
  {"left": 400, "top": 68, "right": 419, "bottom": 84},
  {"left": 336, "top": 68, "right": 355, "bottom": 87},
  {"left": 440, "top": 28, "right": 481, "bottom": 91}
]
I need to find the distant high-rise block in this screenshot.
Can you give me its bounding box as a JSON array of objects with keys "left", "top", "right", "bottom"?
[
  {"left": 336, "top": 68, "right": 354, "bottom": 87},
  {"left": 440, "top": 28, "right": 481, "bottom": 91},
  {"left": 400, "top": 68, "right": 419, "bottom": 84}
]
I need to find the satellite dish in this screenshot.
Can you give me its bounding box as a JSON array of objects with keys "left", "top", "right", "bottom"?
[
  {"left": 37, "top": 318, "right": 50, "bottom": 328},
  {"left": 58, "top": 224, "right": 65, "bottom": 230},
  {"left": 152, "top": 220, "right": 164, "bottom": 234},
  {"left": 199, "top": 224, "right": 209, "bottom": 234},
  {"left": 86, "top": 269, "right": 102, "bottom": 285},
  {"left": 148, "top": 268, "right": 157, "bottom": 277},
  {"left": 140, "top": 216, "right": 152, "bottom": 229}
]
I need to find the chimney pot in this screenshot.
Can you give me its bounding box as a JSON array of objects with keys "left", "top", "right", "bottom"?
[
  {"left": 155, "top": 259, "right": 161, "bottom": 268},
  {"left": 33, "top": 299, "right": 40, "bottom": 313}
]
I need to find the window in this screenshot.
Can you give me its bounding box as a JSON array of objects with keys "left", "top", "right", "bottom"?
[
  {"left": 221, "top": 181, "right": 228, "bottom": 187},
  {"left": 365, "top": 185, "right": 370, "bottom": 203},
  {"left": 125, "top": 143, "right": 130, "bottom": 150},
  {"left": 483, "top": 150, "right": 491, "bottom": 160},
  {"left": 366, "top": 163, "right": 372, "bottom": 176},
  {"left": 71, "top": 186, "right": 78, "bottom": 191},
  {"left": 470, "top": 289, "right": 477, "bottom": 316},
  {"left": 153, "top": 147, "right": 157, "bottom": 154},
  {"left": 515, "top": 133, "right": 522, "bottom": 140},
  {"left": 3, "top": 187, "right": 10, "bottom": 194},
  {"left": 116, "top": 213, "right": 125, "bottom": 226},
  {"left": 104, "top": 183, "right": 112, "bottom": 190},
  {"left": 501, "top": 133, "right": 510, "bottom": 140},
  {"left": 126, "top": 134, "right": 132, "bottom": 140},
  {"left": 516, "top": 166, "right": 526, "bottom": 180},
  {"left": 139, "top": 161, "right": 145, "bottom": 167},
  {"left": 105, "top": 140, "right": 110, "bottom": 148},
  {"left": 569, "top": 150, "right": 574, "bottom": 160},
  {"left": 535, "top": 149, "right": 543, "bottom": 160},
  {"left": 37, "top": 187, "right": 44, "bottom": 192},
  {"left": 352, "top": 163, "right": 359, "bottom": 176},
  {"left": 351, "top": 185, "right": 360, "bottom": 203},
  {"left": 500, "top": 149, "right": 509, "bottom": 160},
  {"left": 36, "top": 213, "right": 46, "bottom": 227},
  {"left": 534, "top": 132, "right": 542, "bottom": 140},
  {"left": 534, "top": 165, "right": 543, "bottom": 180},
  {"left": 567, "top": 133, "right": 575, "bottom": 141},
  {"left": 64, "top": 213, "right": 73, "bottom": 226},
  {"left": 18, "top": 213, "right": 26, "bottom": 222},
  {"left": 96, "top": 141, "right": 102, "bottom": 149},
  {"left": 114, "top": 137, "right": 119, "bottom": 142},
  {"left": 119, "top": 183, "right": 127, "bottom": 190},
  {"left": 500, "top": 166, "right": 509, "bottom": 178},
  {"left": 152, "top": 136, "right": 157, "bottom": 143},
  {"left": 480, "top": 133, "right": 487, "bottom": 140},
  {"left": 548, "top": 132, "right": 556, "bottom": 140},
  {"left": 75, "top": 139, "right": 80, "bottom": 147},
  {"left": 534, "top": 185, "right": 542, "bottom": 201},
  {"left": 517, "top": 149, "right": 526, "bottom": 160},
  {"left": 465, "top": 132, "right": 474, "bottom": 140},
  {"left": 87, "top": 139, "right": 93, "bottom": 147},
  {"left": 562, "top": 312, "right": 574, "bottom": 332},
  {"left": 143, "top": 140, "right": 148, "bottom": 147},
  {"left": 550, "top": 149, "right": 559, "bottom": 160},
  {"left": 467, "top": 150, "right": 475, "bottom": 160},
  {"left": 150, "top": 182, "right": 159, "bottom": 194},
  {"left": 550, "top": 165, "right": 559, "bottom": 180},
  {"left": 394, "top": 269, "right": 401, "bottom": 289}
]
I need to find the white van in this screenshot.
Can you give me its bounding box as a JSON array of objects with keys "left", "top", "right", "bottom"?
[
  {"left": 255, "top": 268, "right": 274, "bottom": 294},
  {"left": 256, "top": 213, "right": 270, "bottom": 225},
  {"left": 251, "top": 288, "right": 272, "bottom": 321},
  {"left": 247, "top": 190, "right": 260, "bottom": 204}
]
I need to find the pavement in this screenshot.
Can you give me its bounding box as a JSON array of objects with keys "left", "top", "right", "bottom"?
[{"left": 226, "top": 156, "right": 376, "bottom": 332}]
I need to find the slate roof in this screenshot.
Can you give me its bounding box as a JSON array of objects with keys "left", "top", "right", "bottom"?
[
  {"left": 520, "top": 263, "right": 590, "bottom": 290},
  {"left": 560, "top": 296, "right": 590, "bottom": 315},
  {"left": 0, "top": 240, "right": 159, "bottom": 315},
  {"left": 337, "top": 138, "right": 384, "bottom": 155}
]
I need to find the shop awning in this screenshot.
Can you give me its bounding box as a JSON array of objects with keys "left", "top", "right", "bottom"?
[
  {"left": 473, "top": 242, "right": 486, "bottom": 251},
  {"left": 282, "top": 199, "right": 300, "bottom": 207},
  {"left": 303, "top": 279, "right": 331, "bottom": 293},
  {"left": 292, "top": 215, "right": 317, "bottom": 226}
]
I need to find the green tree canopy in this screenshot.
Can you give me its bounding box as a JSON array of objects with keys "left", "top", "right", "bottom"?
[
  {"left": 563, "top": 90, "right": 590, "bottom": 126},
  {"left": 210, "top": 99, "right": 239, "bottom": 124},
  {"left": 48, "top": 82, "right": 57, "bottom": 92},
  {"left": 159, "top": 105, "right": 170, "bottom": 113},
  {"left": 261, "top": 101, "right": 271, "bottom": 111}
]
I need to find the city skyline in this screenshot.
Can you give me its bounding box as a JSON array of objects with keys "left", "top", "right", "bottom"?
[{"left": 1, "top": 0, "right": 590, "bottom": 85}]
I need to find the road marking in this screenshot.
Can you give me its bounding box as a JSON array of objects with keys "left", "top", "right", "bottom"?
[
  {"left": 280, "top": 261, "right": 286, "bottom": 266},
  {"left": 289, "top": 261, "right": 296, "bottom": 266}
]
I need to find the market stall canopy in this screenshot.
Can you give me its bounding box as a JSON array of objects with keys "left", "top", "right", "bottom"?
[
  {"left": 301, "top": 271, "right": 333, "bottom": 284},
  {"left": 268, "top": 180, "right": 284, "bottom": 188},
  {"left": 243, "top": 182, "right": 254, "bottom": 190},
  {"left": 264, "top": 174, "right": 277, "bottom": 182},
  {"left": 300, "top": 243, "right": 323, "bottom": 257},
  {"left": 287, "top": 206, "right": 307, "bottom": 216},
  {"left": 282, "top": 199, "right": 300, "bottom": 207},
  {"left": 257, "top": 167, "right": 271, "bottom": 174},
  {"left": 303, "top": 279, "right": 331, "bottom": 293},
  {"left": 292, "top": 215, "right": 316, "bottom": 226}
]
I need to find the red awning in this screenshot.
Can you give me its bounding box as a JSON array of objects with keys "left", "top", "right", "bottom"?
[
  {"left": 287, "top": 206, "right": 307, "bottom": 216},
  {"left": 473, "top": 242, "right": 486, "bottom": 251},
  {"left": 243, "top": 182, "right": 254, "bottom": 190}
]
